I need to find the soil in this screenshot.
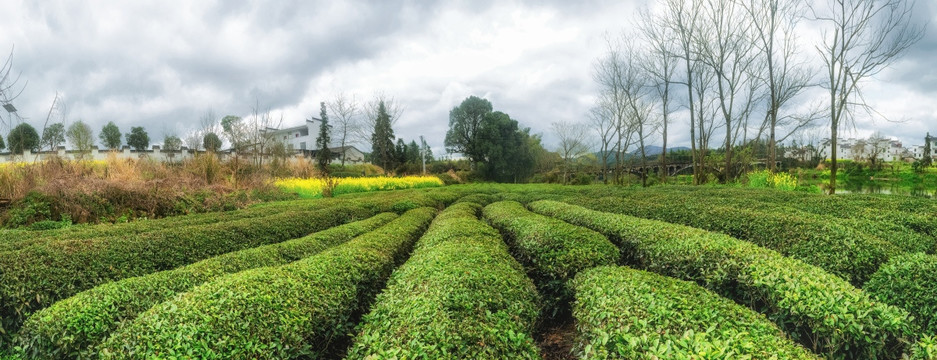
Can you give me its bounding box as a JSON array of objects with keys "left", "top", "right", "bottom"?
[{"left": 537, "top": 317, "right": 577, "bottom": 360}]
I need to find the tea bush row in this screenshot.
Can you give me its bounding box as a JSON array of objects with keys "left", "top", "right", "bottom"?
[
  {"left": 568, "top": 196, "right": 898, "bottom": 285},
  {"left": 482, "top": 201, "right": 618, "bottom": 314},
  {"left": 0, "top": 204, "right": 374, "bottom": 341},
  {"left": 531, "top": 200, "right": 917, "bottom": 359},
  {"left": 97, "top": 207, "right": 437, "bottom": 359},
  {"left": 12, "top": 213, "right": 398, "bottom": 359},
  {"left": 573, "top": 266, "right": 817, "bottom": 359},
  {"left": 347, "top": 202, "right": 541, "bottom": 359}
]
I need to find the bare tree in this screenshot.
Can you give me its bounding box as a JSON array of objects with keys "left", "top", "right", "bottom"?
[
  {"left": 589, "top": 99, "right": 616, "bottom": 184},
  {"left": 740, "top": 0, "right": 816, "bottom": 172},
  {"left": 639, "top": 8, "right": 679, "bottom": 184},
  {"left": 658, "top": 0, "right": 709, "bottom": 184},
  {"left": 358, "top": 91, "right": 405, "bottom": 147},
  {"left": 328, "top": 92, "right": 360, "bottom": 166},
  {"left": 552, "top": 121, "right": 591, "bottom": 184},
  {"left": 245, "top": 100, "right": 283, "bottom": 167},
  {"left": 812, "top": 0, "right": 925, "bottom": 194},
  {"left": 695, "top": 0, "right": 762, "bottom": 182},
  {"left": 184, "top": 109, "right": 218, "bottom": 152},
  {"left": 0, "top": 45, "right": 27, "bottom": 136},
  {"left": 593, "top": 37, "right": 638, "bottom": 185}
]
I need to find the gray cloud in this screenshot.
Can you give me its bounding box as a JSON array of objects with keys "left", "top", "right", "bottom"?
[{"left": 0, "top": 0, "right": 934, "bottom": 157}]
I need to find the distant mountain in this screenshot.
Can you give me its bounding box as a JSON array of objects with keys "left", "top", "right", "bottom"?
[
  {"left": 594, "top": 146, "right": 692, "bottom": 165},
  {"left": 632, "top": 145, "right": 691, "bottom": 156}
]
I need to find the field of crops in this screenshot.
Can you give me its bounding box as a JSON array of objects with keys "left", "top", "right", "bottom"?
[
  {"left": 274, "top": 175, "right": 444, "bottom": 198},
  {"left": 2, "top": 184, "right": 937, "bottom": 359}
]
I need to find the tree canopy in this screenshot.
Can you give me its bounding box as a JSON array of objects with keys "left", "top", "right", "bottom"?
[
  {"left": 203, "top": 132, "right": 222, "bottom": 152},
  {"left": 99, "top": 121, "right": 122, "bottom": 150},
  {"left": 41, "top": 123, "right": 65, "bottom": 151},
  {"left": 66, "top": 121, "right": 94, "bottom": 156},
  {"left": 7, "top": 123, "right": 39, "bottom": 154},
  {"left": 126, "top": 126, "right": 150, "bottom": 151},
  {"left": 445, "top": 96, "right": 493, "bottom": 167}
]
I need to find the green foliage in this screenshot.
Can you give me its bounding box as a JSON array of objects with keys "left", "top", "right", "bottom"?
[
  {"left": 65, "top": 121, "right": 93, "bottom": 156},
  {"left": 97, "top": 208, "right": 436, "bottom": 359},
  {"left": 7, "top": 123, "right": 39, "bottom": 154},
  {"left": 371, "top": 101, "right": 396, "bottom": 171},
  {"left": 40, "top": 123, "right": 65, "bottom": 151},
  {"left": 483, "top": 200, "right": 618, "bottom": 315},
  {"left": 747, "top": 170, "right": 798, "bottom": 190},
  {"left": 125, "top": 126, "right": 149, "bottom": 151},
  {"left": 445, "top": 95, "right": 493, "bottom": 165},
  {"left": 531, "top": 200, "right": 918, "bottom": 359},
  {"left": 202, "top": 131, "right": 222, "bottom": 152},
  {"left": 98, "top": 121, "right": 121, "bottom": 150},
  {"left": 13, "top": 213, "right": 397, "bottom": 359},
  {"left": 0, "top": 204, "right": 376, "bottom": 339},
  {"left": 572, "top": 266, "right": 817, "bottom": 359},
  {"left": 3, "top": 191, "right": 52, "bottom": 228},
  {"left": 867, "top": 253, "right": 937, "bottom": 335},
  {"left": 347, "top": 202, "right": 540, "bottom": 359},
  {"left": 477, "top": 112, "right": 536, "bottom": 183},
  {"left": 911, "top": 336, "right": 937, "bottom": 360},
  {"left": 0, "top": 131, "right": 5, "bottom": 150},
  {"left": 568, "top": 194, "right": 898, "bottom": 285},
  {"left": 316, "top": 102, "right": 332, "bottom": 173},
  {"left": 162, "top": 134, "right": 182, "bottom": 151}
]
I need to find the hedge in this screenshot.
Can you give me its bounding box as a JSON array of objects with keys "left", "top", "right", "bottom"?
[
  {"left": 97, "top": 207, "right": 437, "bottom": 359},
  {"left": 568, "top": 195, "right": 898, "bottom": 285},
  {"left": 0, "top": 203, "right": 374, "bottom": 341},
  {"left": 866, "top": 252, "right": 937, "bottom": 335},
  {"left": 531, "top": 200, "right": 917, "bottom": 359},
  {"left": 572, "top": 266, "right": 817, "bottom": 359},
  {"left": 626, "top": 188, "right": 936, "bottom": 253},
  {"left": 346, "top": 202, "right": 541, "bottom": 359},
  {"left": 12, "top": 213, "right": 398, "bottom": 359},
  {"left": 482, "top": 201, "right": 618, "bottom": 315}
]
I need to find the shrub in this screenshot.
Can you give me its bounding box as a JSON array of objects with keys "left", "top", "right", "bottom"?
[
  {"left": 531, "top": 200, "right": 917, "bottom": 359},
  {"left": 97, "top": 208, "right": 436, "bottom": 359},
  {"left": 572, "top": 266, "right": 817, "bottom": 359},
  {"left": 866, "top": 253, "right": 937, "bottom": 335},
  {"left": 347, "top": 202, "right": 541, "bottom": 359},
  {"left": 0, "top": 203, "right": 374, "bottom": 340},
  {"left": 482, "top": 201, "right": 618, "bottom": 315},
  {"left": 911, "top": 336, "right": 937, "bottom": 360},
  {"left": 13, "top": 213, "right": 398, "bottom": 359}
]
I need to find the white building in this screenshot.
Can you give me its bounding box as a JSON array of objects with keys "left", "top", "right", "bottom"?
[
  {"left": 820, "top": 134, "right": 937, "bottom": 162},
  {"left": 263, "top": 118, "right": 367, "bottom": 164}
]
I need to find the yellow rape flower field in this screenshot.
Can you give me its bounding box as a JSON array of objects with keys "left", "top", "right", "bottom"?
[{"left": 274, "top": 175, "right": 444, "bottom": 198}]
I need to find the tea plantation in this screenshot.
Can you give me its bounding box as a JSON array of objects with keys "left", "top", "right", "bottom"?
[{"left": 1, "top": 184, "right": 936, "bottom": 359}]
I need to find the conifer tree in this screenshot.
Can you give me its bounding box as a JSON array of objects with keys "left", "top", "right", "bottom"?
[
  {"left": 370, "top": 101, "right": 396, "bottom": 171},
  {"left": 316, "top": 102, "right": 332, "bottom": 173}
]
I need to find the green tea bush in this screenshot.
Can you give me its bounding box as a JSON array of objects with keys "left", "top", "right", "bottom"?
[
  {"left": 13, "top": 213, "right": 397, "bottom": 359},
  {"left": 531, "top": 200, "right": 917, "bottom": 359},
  {"left": 0, "top": 204, "right": 374, "bottom": 340},
  {"left": 911, "top": 336, "right": 937, "bottom": 360},
  {"left": 572, "top": 266, "right": 817, "bottom": 359},
  {"left": 483, "top": 201, "right": 618, "bottom": 314},
  {"left": 97, "top": 207, "right": 436, "bottom": 359},
  {"left": 866, "top": 253, "right": 937, "bottom": 335},
  {"left": 571, "top": 196, "right": 898, "bottom": 285},
  {"left": 346, "top": 202, "right": 541, "bottom": 359}
]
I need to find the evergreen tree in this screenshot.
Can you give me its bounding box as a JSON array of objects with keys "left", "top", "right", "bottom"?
[
  {"left": 370, "top": 101, "right": 396, "bottom": 171},
  {"left": 407, "top": 140, "right": 420, "bottom": 164},
  {"left": 316, "top": 102, "right": 332, "bottom": 173},
  {"left": 395, "top": 138, "right": 407, "bottom": 167},
  {"left": 924, "top": 133, "right": 932, "bottom": 167}
]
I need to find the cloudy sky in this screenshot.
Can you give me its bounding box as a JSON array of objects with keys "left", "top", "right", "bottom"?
[{"left": 0, "top": 0, "right": 934, "bottom": 155}]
